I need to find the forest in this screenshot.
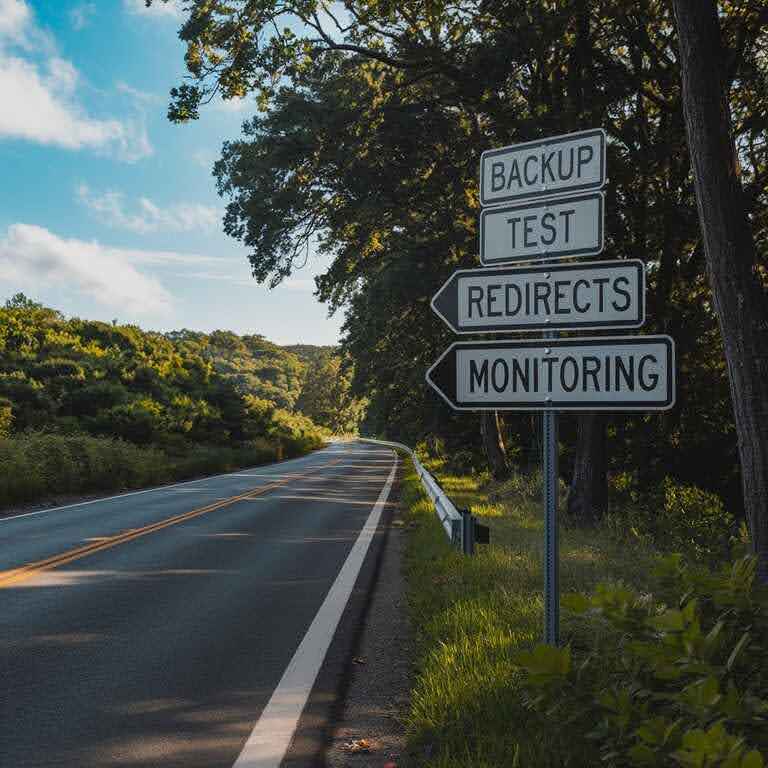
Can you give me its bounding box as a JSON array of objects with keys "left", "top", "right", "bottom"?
[
  {"left": 149, "top": 0, "right": 767, "bottom": 564},
  {"left": 0, "top": 293, "right": 362, "bottom": 507}
]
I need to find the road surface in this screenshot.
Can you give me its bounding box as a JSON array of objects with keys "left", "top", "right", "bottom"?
[{"left": 0, "top": 441, "right": 397, "bottom": 768}]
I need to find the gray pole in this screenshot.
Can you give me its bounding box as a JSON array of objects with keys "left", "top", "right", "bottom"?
[{"left": 543, "top": 332, "right": 559, "bottom": 645}]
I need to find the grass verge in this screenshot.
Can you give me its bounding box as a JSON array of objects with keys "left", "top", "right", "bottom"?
[{"left": 400, "top": 457, "right": 659, "bottom": 766}]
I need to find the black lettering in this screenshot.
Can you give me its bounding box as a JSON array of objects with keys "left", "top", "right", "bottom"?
[
  {"left": 487, "top": 284, "right": 502, "bottom": 317},
  {"left": 573, "top": 279, "right": 591, "bottom": 313},
  {"left": 638, "top": 354, "right": 659, "bottom": 392},
  {"left": 541, "top": 150, "right": 556, "bottom": 182},
  {"left": 554, "top": 281, "right": 570, "bottom": 314},
  {"left": 525, "top": 281, "right": 532, "bottom": 315},
  {"left": 492, "top": 359, "right": 509, "bottom": 392},
  {"left": 505, "top": 284, "right": 522, "bottom": 316},
  {"left": 542, "top": 356, "right": 559, "bottom": 391},
  {"left": 615, "top": 356, "right": 634, "bottom": 391},
  {"left": 470, "top": 359, "right": 489, "bottom": 393},
  {"left": 524, "top": 155, "right": 538, "bottom": 186},
  {"left": 559, "top": 209, "right": 575, "bottom": 243},
  {"left": 468, "top": 286, "right": 484, "bottom": 319},
  {"left": 540, "top": 212, "right": 557, "bottom": 245},
  {"left": 577, "top": 144, "right": 594, "bottom": 176},
  {"left": 534, "top": 282, "right": 552, "bottom": 315},
  {"left": 560, "top": 356, "right": 578, "bottom": 392},
  {"left": 558, "top": 147, "right": 574, "bottom": 180},
  {"left": 612, "top": 276, "right": 631, "bottom": 312},
  {"left": 523, "top": 215, "right": 537, "bottom": 248},
  {"left": 507, "top": 159, "right": 522, "bottom": 190},
  {"left": 507, "top": 217, "right": 521, "bottom": 249},
  {"left": 512, "top": 358, "right": 529, "bottom": 391},
  {"left": 594, "top": 277, "right": 609, "bottom": 311},
  {"left": 491, "top": 162, "right": 506, "bottom": 192},
  {"left": 582, "top": 356, "right": 601, "bottom": 392}
]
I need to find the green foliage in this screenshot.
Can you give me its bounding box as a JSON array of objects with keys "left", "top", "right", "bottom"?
[
  {"left": 608, "top": 474, "right": 736, "bottom": 564},
  {"left": 296, "top": 350, "right": 366, "bottom": 434},
  {"left": 516, "top": 555, "right": 768, "bottom": 767}
]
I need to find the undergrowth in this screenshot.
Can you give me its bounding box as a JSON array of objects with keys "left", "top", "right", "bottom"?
[{"left": 400, "top": 458, "right": 766, "bottom": 767}]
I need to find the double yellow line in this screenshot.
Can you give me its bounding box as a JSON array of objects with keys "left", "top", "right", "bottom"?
[{"left": 0, "top": 458, "right": 341, "bottom": 589}]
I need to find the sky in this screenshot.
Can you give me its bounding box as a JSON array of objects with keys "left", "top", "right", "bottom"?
[{"left": 0, "top": 0, "right": 343, "bottom": 345}]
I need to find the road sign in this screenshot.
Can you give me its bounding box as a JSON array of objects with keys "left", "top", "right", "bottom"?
[
  {"left": 480, "top": 128, "right": 606, "bottom": 206},
  {"left": 431, "top": 260, "right": 645, "bottom": 334},
  {"left": 425, "top": 336, "right": 675, "bottom": 411},
  {"left": 480, "top": 192, "right": 604, "bottom": 265}
]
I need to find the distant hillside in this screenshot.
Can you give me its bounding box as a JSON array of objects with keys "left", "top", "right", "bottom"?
[{"left": 282, "top": 344, "right": 337, "bottom": 367}]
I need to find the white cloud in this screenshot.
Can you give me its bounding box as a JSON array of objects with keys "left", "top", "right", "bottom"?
[
  {"left": 0, "top": 1, "right": 152, "bottom": 160},
  {"left": 77, "top": 185, "right": 220, "bottom": 234},
  {"left": 123, "top": 0, "right": 183, "bottom": 17},
  {"left": 0, "top": 223, "right": 173, "bottom": 315},
  {"left": 69, "top": 3, "right": 96, "bottom": 31}
]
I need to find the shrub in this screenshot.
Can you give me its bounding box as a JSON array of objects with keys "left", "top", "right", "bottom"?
[{"left": 515, "top": 555, "right": 768, "bottom": 768}]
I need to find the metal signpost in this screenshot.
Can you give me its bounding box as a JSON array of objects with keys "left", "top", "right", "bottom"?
[{"left": 428, "top": 128, "right": 676, "bottom": 646}]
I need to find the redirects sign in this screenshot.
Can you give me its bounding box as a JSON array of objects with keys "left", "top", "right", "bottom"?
[
  {"left": 480, "top": 192, "right": 603, "bottom": 264},
  {"left": 426, "top": 336, "right": 675, "bottom": 411},
  {"left": 431, "top": 260, "right": 645, "bottom": 333},
  {"left": 480, "top": 129, "right": 606, "bottom": 206}
]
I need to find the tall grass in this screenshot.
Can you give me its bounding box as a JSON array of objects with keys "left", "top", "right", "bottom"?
[
  {"left": 0, "top": 431, "right": 313, "bottom": 509},
  {"left": 401, "top": 459, "right": 659, "bottom": 766}
]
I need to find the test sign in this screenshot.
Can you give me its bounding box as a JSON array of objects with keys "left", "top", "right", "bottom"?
[
  {"left": 426, "top": 336, "right": 675, "bottom": 411},
  {"left": 480, "top": 192, "right": 604, "bottom": 264},
  {"left": 431, "top": 260, "right": 645, "bottom": 334},
  {"left": 480, "top": 128, "right": 606, "bottom": 206}
]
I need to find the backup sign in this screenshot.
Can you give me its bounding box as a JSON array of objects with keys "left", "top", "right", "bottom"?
[{"left": 480, "top": 129, "right": 606, "bottom": 206}]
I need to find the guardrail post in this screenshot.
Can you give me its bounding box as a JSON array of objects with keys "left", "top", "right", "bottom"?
[{"left": 461, "top": 508, "right": 475, "bottom": 556}]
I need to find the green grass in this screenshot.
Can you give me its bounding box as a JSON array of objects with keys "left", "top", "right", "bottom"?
[
  {"left": 401, "top": 457, "right": 659, "bottom": 766},
  {"left": 0, "top": 431, "right": 319, "bottom": 510}
]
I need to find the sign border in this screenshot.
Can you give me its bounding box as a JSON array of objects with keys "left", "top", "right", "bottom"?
[
  {"left": 479, "top": 191, "right": 605, "bottom": 265},
  {"left": 425, "top": 335, "right": 675, "bottom": 412},
  {"left": 480, "top": 128, "right": 607, "bottom": 207},
  {"left": 430, "top": 259, "right": 645, "bottom": 334}
]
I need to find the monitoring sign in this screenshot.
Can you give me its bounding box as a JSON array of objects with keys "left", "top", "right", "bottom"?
[
  {"left": 426, "top": 336, "right": 675, "bottom": 411},
  {"left": 480, "top": 128, "right": 606, "bottom": 206},
  {"left": 431, "top": 260, "right": 645, "bottom": 334},
  {"left": 480, "top": 192, "right": 604, "bottom": 264}
]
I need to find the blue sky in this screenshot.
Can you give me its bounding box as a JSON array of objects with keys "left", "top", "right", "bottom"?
[{"left": 0, "top": 0, "right": 343, "bottom": 345}]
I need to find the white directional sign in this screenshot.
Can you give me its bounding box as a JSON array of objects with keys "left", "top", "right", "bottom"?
[
  {"left": 426, "top": 336, "right": 675, "bottom": 411},
  {"left": 480, "top": 129, "right": 606, "bottom": 207},
  {"left": 431, "top": 260, "right": 645, "bottom": 333},
  {"left": 480, "top": 192, "right": 604, "bottom": 264}
]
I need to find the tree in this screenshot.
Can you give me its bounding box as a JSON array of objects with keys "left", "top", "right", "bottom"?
[{"left": 671, "top": 0, "right": 768, "bottom": 579}]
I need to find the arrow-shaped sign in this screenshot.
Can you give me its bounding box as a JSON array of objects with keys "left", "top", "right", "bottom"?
[
  {"left": 426, "top": 336, "right": 675, "bottom": 411},
  {"left": 431, "top": 260, "right": 645, "bottom": 334}
]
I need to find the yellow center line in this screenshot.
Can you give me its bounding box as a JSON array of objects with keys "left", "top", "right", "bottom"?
[{"left": 0, "top": 458, "right": 342, "bottom": 589}]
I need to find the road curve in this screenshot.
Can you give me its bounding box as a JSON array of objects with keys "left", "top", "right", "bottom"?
[{"left": 0, "top": 441, "right": 397, "bottom": 768}]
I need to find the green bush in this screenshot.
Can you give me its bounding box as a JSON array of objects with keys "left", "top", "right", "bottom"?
[
  {"left": 515, "top": 555, "right": 768, "bottom": 768},
  {"left": 608, "top": 474, "right": 735, "bottom": 565},
  {"left": 0, "top": 431, "right": 295, "bottom": 508}
]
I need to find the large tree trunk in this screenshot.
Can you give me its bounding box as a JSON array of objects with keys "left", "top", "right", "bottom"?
[
  {"left": 481, "top": 411, "right": 510, "bottom": 480},
  {"left": 672, "top": 0, "right": 768, "bottom": 579},
  {"left": 567, "top": 413, "right": 607, "bottom": 524}
]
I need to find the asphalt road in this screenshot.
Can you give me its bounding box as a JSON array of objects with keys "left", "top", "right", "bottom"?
[{"left": 0, "top": 441, "right": 397, "bottom": 768}]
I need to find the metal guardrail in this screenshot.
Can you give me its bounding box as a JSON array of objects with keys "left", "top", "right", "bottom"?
[{"left": 359, "top": 438, "right": 486, "bottom": 554}]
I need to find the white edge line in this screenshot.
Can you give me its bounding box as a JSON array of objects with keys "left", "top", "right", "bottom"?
[
  {"left": 0, "top": 446, "right": 341, "bottom": 523},
  {"left": 231, "top": 450, "right": 398, "bottom": 768}
]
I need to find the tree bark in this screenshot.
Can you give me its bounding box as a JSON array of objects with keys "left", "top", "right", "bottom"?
[
  {"left": 481, "top": 411, "right": 510, "bottom": 480},
  {"left": 567, "top": 413, "right": 608, "bottom": 524},
  {"left": 672, "top": 0, "right": 768, "bottom": 579}
]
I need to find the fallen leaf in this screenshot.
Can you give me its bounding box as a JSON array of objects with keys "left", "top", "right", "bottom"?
[{"left": 341, "top": 739, "right": 372, "bottom": 753}]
